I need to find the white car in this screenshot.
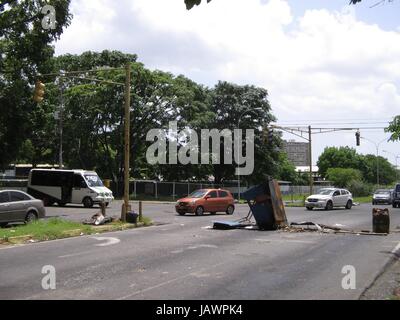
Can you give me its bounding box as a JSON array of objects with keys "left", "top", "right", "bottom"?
[{"left": 305, "top": 188, "right": 353, "bottom": 211}]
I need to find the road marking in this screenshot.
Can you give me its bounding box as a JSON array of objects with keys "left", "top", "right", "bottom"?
[
  {"left": 58, "top": 250, "right": 94, "bottom": 258},
  {"left": 92, "top": 237, "right": 120, "bottom": 247},
  {"left": 255, "top": 239, "right": 315, "bottom": 244},
  {"left": 171, "top": 244, "right": 218, "bottom": 254},
  {"left": 117, "top": 262, "right": 226, "bottom": 300},
  {"left": 391, "top": 242, "right": 400, "bottom": 254}
]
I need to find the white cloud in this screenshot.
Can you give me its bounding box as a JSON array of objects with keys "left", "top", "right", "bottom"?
[{"left": 55, "top": 0, "right": 400, "bottom": 162}]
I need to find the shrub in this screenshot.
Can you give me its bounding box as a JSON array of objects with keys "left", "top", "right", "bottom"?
[
  {"left": 346, "top": 179, "right": 373, "bottom": 197},
  {"left": 326, "top": 168, "right": 362, "bottom": 188}
]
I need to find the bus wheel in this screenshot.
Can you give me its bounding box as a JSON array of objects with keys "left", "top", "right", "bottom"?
[{"left": 83, "top": 197, "right": 94, "bottom": 208}]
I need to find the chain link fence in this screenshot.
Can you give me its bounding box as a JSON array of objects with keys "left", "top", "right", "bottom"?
[{"left": 0, "top": 179, "right": 332, "bottom": 202}]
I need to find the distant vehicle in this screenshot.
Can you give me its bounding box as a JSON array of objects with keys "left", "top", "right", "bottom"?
[
  {"left": 305, "top": 188, "right": 353, "bottom": 211},
  {"left": 27, "top": 169, "right": 114, "bottom": 208},
  {"left": 175, "top": 189, "right": 235, "bottom": 216},
  {"left": 0, "top": 190, "right": 45, "bottom": 227},
  {"left": 372, "top": 189, "right": 393, "bottom": 205},
  {"left": 392, "top": 184, "right": 400, "bottom": 208}
]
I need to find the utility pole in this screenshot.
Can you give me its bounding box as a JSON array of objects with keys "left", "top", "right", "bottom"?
[
  {"left": 59, "top": 83, "right": 64, "bottom": 169},
  {"left": 360, "top": 137, "right": 388, "bottom": 186},
  {"left": 308, "top": 125, "right": 313, "bottom": 195},
  {"left": 122, "top": 62, "right": 131, "bottom": 222}
]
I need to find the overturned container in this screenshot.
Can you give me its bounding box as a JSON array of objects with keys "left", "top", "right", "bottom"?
[
  {"left": 372, "top": 208, "right": 390, "bottom": 234},
  {"left": 241, "top": 177, "right": 288, "bottom": 230}
]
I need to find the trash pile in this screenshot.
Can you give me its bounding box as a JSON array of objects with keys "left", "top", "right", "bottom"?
[
  {"left": 285, "top": 222, "right": 389, "bottom": 236},
  {"left": 83, "top": 212, "right": 115, "bottom": 226}
]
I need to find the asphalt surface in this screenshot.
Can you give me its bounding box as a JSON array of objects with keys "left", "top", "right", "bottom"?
[{"left": 1, "top": 201, "right": 400, "bottom": 300}]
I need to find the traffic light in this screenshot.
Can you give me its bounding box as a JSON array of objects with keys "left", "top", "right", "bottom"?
[
  {"left": 355, "top": 131, "right": 360, "bottom": 146},
  {"left": 33, "top": 80, "right": 45, "bottom": 103},
  {"left": 263, "top": 127, "right": 274, "bottom": 144}
]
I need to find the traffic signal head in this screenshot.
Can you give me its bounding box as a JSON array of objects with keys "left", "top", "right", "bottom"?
[
  {"left": 33, "top": 81, "right": 45, "bottom": 103},
  {"left": 355, "top": 131, "right": 360, "bottom": 146},
  {"left": 263, "top": 127, "right": 274, "bottom": 144}
]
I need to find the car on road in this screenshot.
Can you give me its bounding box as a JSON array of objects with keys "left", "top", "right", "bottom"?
[
  {"left": 372, "top": 189, "right": 393, "bottom": 205},
  {"left": 392, "top": 184, "right": 400, "bottom": 208},
  {"left": 0, "top": 190, "right": 46, "bottom": 227},
  {"left": 175, "top": 189, "right": 235, "bottom": 216},
  {"left": 305, "top": 188, "right": 353, "bottom": 211}
]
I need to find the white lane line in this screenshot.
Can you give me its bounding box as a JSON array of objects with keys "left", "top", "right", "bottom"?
[
  {"left": 58, "top": 250, "right": 94, "bottom": 259},
  {"left": 117, "top": 262, "right": 226, "bottom": 300},
  {"left": 92, "top": 237, "right": 120, "bottom": 247},
  {"left": 391, "top": 242, "right": 400, "bottom": 254},
  {"left": 254, "top": 239, "right": 315, "bottom": 244}
]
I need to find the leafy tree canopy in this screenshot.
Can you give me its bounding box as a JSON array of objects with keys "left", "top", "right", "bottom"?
[
  {"left": 0, "top": 0, "right": 72, "bottom": 169},
  {"left": 386, "top": 115, "right": 400, "bottom": 141}
]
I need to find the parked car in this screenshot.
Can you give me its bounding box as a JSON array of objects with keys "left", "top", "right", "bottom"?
[
  {"left": 372, "top": 189, "right": 393, "bottom": 205},
  {"left": 0, "top": 190, "right": 46, "bottom": 227},
  {"left": 393, "top": 184, "right": 400, "bottom": 208},
  {"left": 175, "top": 189, "right": 235, "bottom": 216},
  {"left": 305, "top": 188, "right": 353, "bottom": 211}
]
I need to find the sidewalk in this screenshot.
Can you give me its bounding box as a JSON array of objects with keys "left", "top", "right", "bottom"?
[{"left": 360, "top": 254, "right": 400, "bottom": 300}]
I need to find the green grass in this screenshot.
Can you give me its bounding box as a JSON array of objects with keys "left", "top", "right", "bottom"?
[
  {"left": 0, "top": 218, "right": 92, "bottom": 242},
  {"left": 353, "top": 196, "right": 372, "bottom": 204},
  {"left": 0, "top": 216, "right": 153, "bottom": 244},
  {"left": 282, "top": 195, "right": 307, "bottom": 202}
]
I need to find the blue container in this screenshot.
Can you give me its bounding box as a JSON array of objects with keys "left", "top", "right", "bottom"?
[
  {"left": 243, "top": 182, "right": 277, "bottom": 230},
  {"left": 250, "top": 203, "right": 275, "bottom": 230},
  {"left": 242, "top": 183, "right": 267, "bottom": 201}
]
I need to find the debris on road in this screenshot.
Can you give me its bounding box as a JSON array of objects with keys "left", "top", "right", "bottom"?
[
  {"left": 213, "top": 176, "right": 288, "bottom": 231},
  {"left": 83, "top": 212, "right": 115, "bottom": 226},
  {"left": 288, "top": 221, "right": 389, "bottom": 236}
]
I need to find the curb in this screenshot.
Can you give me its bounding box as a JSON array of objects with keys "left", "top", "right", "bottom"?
[{"left": 359, "top": 241, "right": 400, "bottom": 299}]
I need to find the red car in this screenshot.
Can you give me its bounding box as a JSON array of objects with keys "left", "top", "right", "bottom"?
[{"left": 175, "top": 189, "right": 235, "bottom": 216}]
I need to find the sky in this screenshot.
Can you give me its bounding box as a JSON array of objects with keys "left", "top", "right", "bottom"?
[{"left": 54, "top": 0, "right": 400, "bottom": 166}]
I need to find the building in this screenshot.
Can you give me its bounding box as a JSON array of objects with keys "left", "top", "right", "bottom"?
[{"left": 283, "top": 140, "right": 310, "bottom": 166}]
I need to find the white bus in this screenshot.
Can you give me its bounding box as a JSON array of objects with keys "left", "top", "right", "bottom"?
[{"left": 28, "top": 169, "right": 114, "bottom": 208}]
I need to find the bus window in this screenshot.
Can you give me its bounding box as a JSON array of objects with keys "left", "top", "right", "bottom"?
[
  {"left": 84, "top": 175, "right": 104, "bottom": 187},
  {"left": 73, "top": 174, "right": 87, "bottom": 188}
]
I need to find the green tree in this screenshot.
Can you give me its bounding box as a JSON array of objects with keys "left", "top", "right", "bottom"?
[
  {"left": 277, "top": 153, "right": 299, "bottom": 183},
  {"left": 386, "top": 115, "right": 400, "bottom": 141},
  {"left": 317, "top": 146, "right": 365, "bottom": 178},
  {"left": 185, "top": 0, "right": 212, "bottom": 10},
  {"left": 184, "top": 0, "right": 372, "bottom": 10},
  {"left": 326, "top": 168, "right": 362, "bottom": 188},
  {"left": 208, "top": 81, "right": 279, "bottom": 184},
  {"left": 362, "top": 154, "right": 397, "bottom": 185},
  {"left": 0, "top": 0, "right": 72, "bottom": 169}
]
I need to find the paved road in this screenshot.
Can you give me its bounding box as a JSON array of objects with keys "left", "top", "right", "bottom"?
[{"left": 1, "top": 202, "right": 400, "bottom": 300}]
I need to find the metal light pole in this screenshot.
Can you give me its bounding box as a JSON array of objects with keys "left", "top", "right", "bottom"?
[
  {"left": 361, "top": 137, "right": 388, "bottom": 186},
  {"left": 121, "top": 62, "right": 132, "bottom": 222},
  {"left": 237, "top": 108, "right": 262, "bottom": 202}
]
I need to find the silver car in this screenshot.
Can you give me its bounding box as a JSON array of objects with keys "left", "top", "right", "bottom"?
[
  {"left": 305, "top": 188, "right": 353, "bottom": 211},
  {"left": 372, "top": 189, "right": 393, "bottom": 205},
  {"left": 0, "top": 190, "right": 46, "bottom": 227}
]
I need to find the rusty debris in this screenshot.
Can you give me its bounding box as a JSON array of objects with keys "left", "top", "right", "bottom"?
[
  {"left": 83, "top": 212, "right": 115, "bottom": 226},
  {"left": 286, "top": 221, "right": 389, "bottom": 236}
]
